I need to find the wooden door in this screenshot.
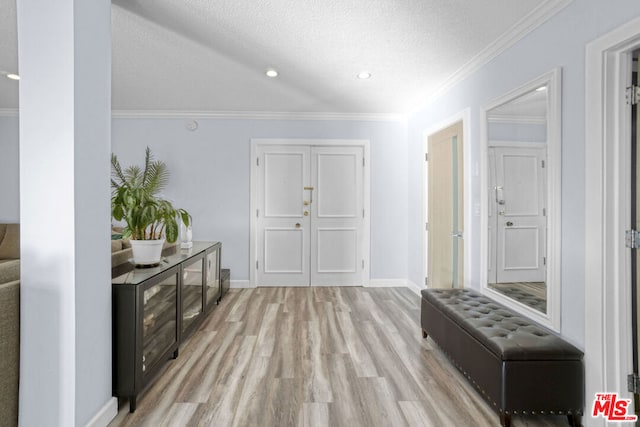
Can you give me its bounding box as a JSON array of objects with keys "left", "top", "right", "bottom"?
[{"left": 427, "top": 121, "right": 464, "bottom": 288}]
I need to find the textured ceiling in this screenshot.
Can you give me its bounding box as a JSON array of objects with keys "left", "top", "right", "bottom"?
[{"left": 0, "top": 0, "right": 561, "bottom": 116}]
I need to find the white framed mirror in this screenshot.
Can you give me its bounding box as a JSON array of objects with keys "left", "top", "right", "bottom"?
[{"left": 480, "top": 68, "right": 561, "bottom": 331}]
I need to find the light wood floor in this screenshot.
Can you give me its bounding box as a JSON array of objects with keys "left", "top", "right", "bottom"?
[{"left": 109, "top": 287, "right": 571, "bottom": 427}]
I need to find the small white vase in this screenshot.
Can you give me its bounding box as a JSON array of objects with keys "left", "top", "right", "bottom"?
[
  {"left": 180, "top": 223, "right": 193, "bottom": 249},
  {"left": 130, "top": 239, "right": 165, "bottom": 265}
]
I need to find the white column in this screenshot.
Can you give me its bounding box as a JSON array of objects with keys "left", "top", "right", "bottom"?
[{"left": 17, "top": 1, "right": 113, "bottom": 426}]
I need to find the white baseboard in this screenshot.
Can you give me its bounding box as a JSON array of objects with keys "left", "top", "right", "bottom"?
[
  {"left": 405, "top": 280, "right": 424, "bottom": 296},
  {"left": 230, "top": 280, "right": 254, "bottom": 289},
  {"left": 84, "top": 397, "right": 118, "bottom": 427},
  {"left": 367, "top": 279, "right": 408, "bottom": 288},
  {"left": 232, "top": 279, "right": 420, "bottom": 290}
]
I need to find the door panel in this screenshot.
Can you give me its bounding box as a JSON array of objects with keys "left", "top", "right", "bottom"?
[
  {"left": 311, "top": 146, "right": 363, "bottom": 286},
  {"left": 502, "top": 226, "right": 540, "bottom": 269},
  {"left": 493, "top": 147, "right": 546, "bottom": 283},
  {"left": 263, "top": 228, "right": 305, "bottom": 273},
  {"left": 264, "top": 153, "right": 306, "bottom": 217},
  {"left": 316, "top": 153, "right": 358, "bottom": 218},
  {"left": 257, "top": 146, "right": 310, "bottom": 286},
  {"left": 316, "top": 228, "right": 357, "bottom": 273},
  {"left": 427, "top": 121, "right": 464, "bottom": 289}
]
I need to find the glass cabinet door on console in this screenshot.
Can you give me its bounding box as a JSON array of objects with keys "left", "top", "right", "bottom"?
[
  {"left": 181, "top": 253, "right": 205, "bottom": 337},
  {"left": 205, "top": 243, "right": 221, "bottom": 310},
  {"left": 112, "top": 264, "right": 180, "bottom": 412},
  {"left": 141, "top": 268, "right": 178, "bottom": 378}
]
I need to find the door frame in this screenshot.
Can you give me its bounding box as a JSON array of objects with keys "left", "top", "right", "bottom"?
[
  {"left": 250, "top": 138, "right": 370, "bottom": 288},
  {"left": 585, "top": 16, "right": 640, "bottom": 424},
  {"left": 423, "top": 109, "right": 471, "bottom": 290}
]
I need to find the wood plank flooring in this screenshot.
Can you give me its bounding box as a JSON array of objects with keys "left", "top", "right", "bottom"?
[{"left": 109, "top": 287, "right": 571, "bottom": 427}]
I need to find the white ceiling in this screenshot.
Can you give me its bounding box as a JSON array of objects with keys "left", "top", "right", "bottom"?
[{"left": 0, "top": 0, "right": 564, "bottom": 117}]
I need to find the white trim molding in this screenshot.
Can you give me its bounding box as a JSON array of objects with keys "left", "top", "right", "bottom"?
[
  {"left": 230, "top": 280, "right": 254, "bottom": 289},
  {"left": 84, "top": 398, "right": 118, "bottom": 427},
  {"left": 111, "top": 109, "right": 406, "bottom": 123},
  {"left": 585, "top": 16, "right": 640, "bottom": 426},
  {"left": 405, "top": 280, "right": 423, "bottom": 296},
  {"left": 367, "top": 279, "right": 408, "bottom": 288}
]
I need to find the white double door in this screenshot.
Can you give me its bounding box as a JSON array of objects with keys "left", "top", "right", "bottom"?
[{"left": 256, "top": 145, "right": 364, "bottom": 287}]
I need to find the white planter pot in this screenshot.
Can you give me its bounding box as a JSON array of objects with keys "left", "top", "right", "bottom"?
[{"left": 130, "top": 239, "right": 165, "bottom": 265}]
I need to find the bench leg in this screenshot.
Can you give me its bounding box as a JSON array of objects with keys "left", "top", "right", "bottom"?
[
  {"left": 499, "top": 413, "right": 511, "bottom": 427},
  {"left": 422, "top": 329, "right": 428, "bottom": 338},
  {"left": 567, "top": 414, "right": 582, "bottom": 427}
]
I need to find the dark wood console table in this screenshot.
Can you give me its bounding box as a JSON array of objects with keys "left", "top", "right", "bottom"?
[{"left": 112, "top": 241, "right": 221, "bottom": 412}]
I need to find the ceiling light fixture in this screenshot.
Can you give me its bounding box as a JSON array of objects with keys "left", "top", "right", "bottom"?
[
  {"left": 535, "top": 86, "right": 547, "bottom": 92},
  {"left": 357, "top": 71, "right": 372, "bottom": 80},
  {"left": 265, "top": 69, "right": 278, "bottom": 78},
  {"left": 3, "top": 72, "right": 19, "bottom": 81}
]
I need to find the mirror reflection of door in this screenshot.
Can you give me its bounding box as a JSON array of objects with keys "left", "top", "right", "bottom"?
[
  {"left": 486, "top": 84, "right": 548, "bottom": 313},
  {"left": 488, "top": 145, "right": 547, "bottom": 312},
  {"left": 427, "top": 121, "right": 463, "bottom": 289}
]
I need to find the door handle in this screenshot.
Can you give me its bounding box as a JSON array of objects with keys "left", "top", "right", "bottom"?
[
  {"left": 304, "top": 186, "right": 314, "bottom": 203},
  {"left": 506, "top": 221, "right": 513, "bottom": 227},
  {"left": 495, "top": 186, "right": 504, "bottom": 204},
  {"left": 295, "top": 223, "right": 301, "bottom": 229}
]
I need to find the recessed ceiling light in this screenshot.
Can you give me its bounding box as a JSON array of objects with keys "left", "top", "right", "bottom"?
[
  {"left": 357, "top": 71, "right": 372, "bottom": 80},
  {"left": 5, "top": 73, "right": 19, "bottom": 81},
  {"left": 265, "top": 69, "right": 278, "bottom": 78}
]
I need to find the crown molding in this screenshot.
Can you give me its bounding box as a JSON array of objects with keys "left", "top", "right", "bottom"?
[
  {"left": 0, "top": 108, "right": 18, "bottom": 117},
  {"left": 111, "top": 109, "right": 407, "bottom": 122},
  {"left": 408, "top": 0, "right": 573, "bottom": 116},
  {"left": 0, "top": 107, "right": 406, "bottom": 122}
]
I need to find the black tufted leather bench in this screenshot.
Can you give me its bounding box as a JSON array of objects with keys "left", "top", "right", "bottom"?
[{"left": 421, "top": 288, "right": 584, "bottom": 427}]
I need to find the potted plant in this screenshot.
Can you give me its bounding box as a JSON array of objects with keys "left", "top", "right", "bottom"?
[{"left": 111, "top": 147, "right": 191, "bottom": 265}]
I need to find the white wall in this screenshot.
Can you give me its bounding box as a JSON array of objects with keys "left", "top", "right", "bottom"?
[
  {"left": 407, "top": 0, "right": 640, "bottom": 347},
  {"left": 73, "top": 1, "right": 114, "bottom": 425},
  {"left": 17, "top": 1, "right": 113, "bottom": 425},
  {"left": 0, "top": 115, "right": 19, "bottom": 222},
  {"left": 112, "top": 117, "right": 408, "bottom": 282}
]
